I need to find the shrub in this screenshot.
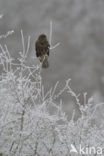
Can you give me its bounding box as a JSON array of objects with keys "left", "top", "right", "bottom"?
[{"left": 0, "top": 19, "right": 104, "bottom": 156}]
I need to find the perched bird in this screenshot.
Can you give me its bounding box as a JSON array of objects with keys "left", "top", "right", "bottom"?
[{"left": 35, "top": 34, "right": 50, "bottom": 68}]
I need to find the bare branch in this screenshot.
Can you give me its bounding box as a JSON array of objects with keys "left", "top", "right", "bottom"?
[{"left": 49, "top": 21, "right": 60, "bottom": 50}]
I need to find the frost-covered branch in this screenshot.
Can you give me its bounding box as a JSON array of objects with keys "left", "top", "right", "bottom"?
[
  {"left": 0, "top": 30, "right": 14, "bottom": 39},
  {"left": 49, "top": 21, "right": 60, "bottom": 50}
]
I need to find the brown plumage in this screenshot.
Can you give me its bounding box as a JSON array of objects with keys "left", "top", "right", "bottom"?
[{"left": 35, "top": 34, "right": 50, "bottom": 68}]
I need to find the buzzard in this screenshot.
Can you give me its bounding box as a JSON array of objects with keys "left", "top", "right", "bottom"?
[{"left": 35, "top": 34, "right": 50, "bottom": 68}]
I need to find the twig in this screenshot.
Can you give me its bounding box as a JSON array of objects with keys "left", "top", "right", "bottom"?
[
  {"left": 49, "top": 21, "right": 52, "bottom": 46},
  {"left": 21, "top": 30, "right": 25, "bottom": 57},
  {"left": 0, "top": 30, "right": 14, "bottom": 39},
  {"left": 49, "top": 21, "right": 60, "bottom": 50}
]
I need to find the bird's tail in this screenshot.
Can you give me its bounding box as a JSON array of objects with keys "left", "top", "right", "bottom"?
[{"left": 42, "top": 55, "right": 49, "bottom": 68}]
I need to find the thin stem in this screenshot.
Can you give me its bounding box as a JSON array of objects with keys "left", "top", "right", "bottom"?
[
  {"left": 49, "top": 21, "right": 52, "bottom": 46},
  {"left": 50, "top": 42, "right": 60, "bottom": 50},
  {"left": 49, "top": 21, "right": 60, "bottom": 50},
  {"left": 25, "top": 36, "right": 31, "bottom": 57},
  {"left": 21, "top": 30, "right": 25, "bottom": 57}
]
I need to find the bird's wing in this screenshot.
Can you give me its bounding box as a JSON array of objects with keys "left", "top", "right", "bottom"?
[
  {"left": 35, "top": 40, "right": 50, "bottom": 57},
  {"left": 35, "top": 41, "right": 42, "bottom": 57}
]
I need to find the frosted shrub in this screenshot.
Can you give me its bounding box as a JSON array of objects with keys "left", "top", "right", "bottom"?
[{"left": 0, "top": 21, "right": 104, "bottom": 156}]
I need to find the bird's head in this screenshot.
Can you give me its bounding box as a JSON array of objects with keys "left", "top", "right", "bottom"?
[{"left": 38, "top": 34, "right": 47, "bottom": 42}]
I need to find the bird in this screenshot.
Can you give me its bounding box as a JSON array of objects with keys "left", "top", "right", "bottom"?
[{"left": 35, "top": 34, "right": 50, "bottom": 68}]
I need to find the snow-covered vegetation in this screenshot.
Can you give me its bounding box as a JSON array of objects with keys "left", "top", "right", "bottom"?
[{"left": 0, "top": 18, "right": 104, "bottom": 156}]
